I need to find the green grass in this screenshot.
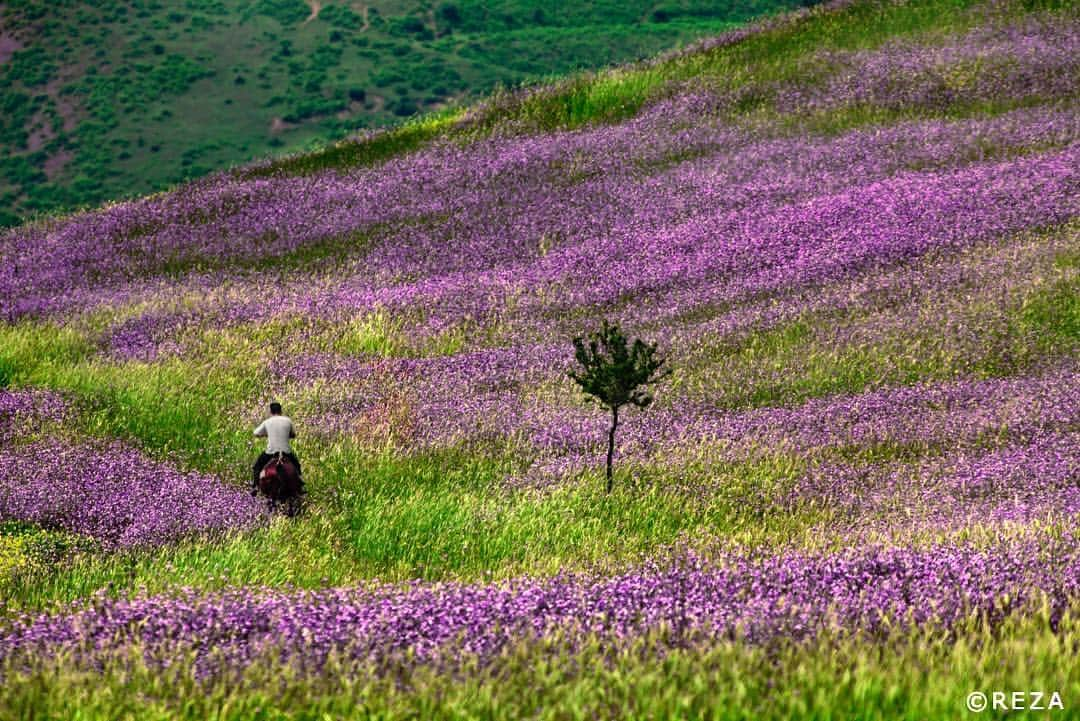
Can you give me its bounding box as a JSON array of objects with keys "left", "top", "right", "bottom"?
[
  {"left": 681, "top": 306, "right": 1034, "bottom": 412},
  {"left": 333, "top": 309, "right": 409, "bottom": 356},
  {"left": 240, "top": 107, "right": 465, "bottom": 179},
  {"left": 0, "top": 522, "right": 90, "bottom": 590},
  {"left": 145, "top": 224, "right": 384, "bottom": 277},
  {"left": 768, "top": 96, "right": 1080, "bottom": 139},
  {"left": 1020, "top": 250, "right": 1080, "bottom": 352},
  {"left": 0, "top": 321, "right": 92, "bottom": 373}
]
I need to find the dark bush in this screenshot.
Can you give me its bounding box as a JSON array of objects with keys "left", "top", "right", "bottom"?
[
  {"left": 391, "top": 16, "right": 433, "bottom": 40},
  {"left": 437, "top": 3, "right": 462, "bottom": 26},
  {"left": 310, "top": 44, "right": 343, "bottom": 71},
  {"left": 286, "top": 95, "right": 346, "bottom": 122},
  {"left": 392, "top": 98, "right": 418, "bottom": 116},
  {"left": 651, "top": 6, "right": 679, "bottom": 22},
  {"left": 4, "top": 47, "right": 56, "bottom": 87}
]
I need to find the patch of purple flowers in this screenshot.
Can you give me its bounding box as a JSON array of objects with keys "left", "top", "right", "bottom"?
[{"left": 0, "top": 440, "right": 265, "bottom": 550}]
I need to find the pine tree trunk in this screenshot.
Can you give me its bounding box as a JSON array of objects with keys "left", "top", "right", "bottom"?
[{"left": 606, "top": 405, "right": 619, "bottom": 493}]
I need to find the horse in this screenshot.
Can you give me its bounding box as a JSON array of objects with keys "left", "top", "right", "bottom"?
[{"left": 257, "top": 452, "right": 304, "bottom": 516}]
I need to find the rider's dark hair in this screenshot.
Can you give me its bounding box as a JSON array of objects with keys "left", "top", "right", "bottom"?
[{"left": 269, "top": 402, "right": 282, "bottom": 414}]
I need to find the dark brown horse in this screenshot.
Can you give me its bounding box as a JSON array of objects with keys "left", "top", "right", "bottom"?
[{"left": 257, "top": 452, "right": 304, "bottom": 516}]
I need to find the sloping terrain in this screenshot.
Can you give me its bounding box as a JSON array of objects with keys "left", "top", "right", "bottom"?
[
  {"left": 0, "top": 0, "right": 1078, "bottom": 717},
  {"left": 0, "top": 0, "right": 806, "bottom": 227}
]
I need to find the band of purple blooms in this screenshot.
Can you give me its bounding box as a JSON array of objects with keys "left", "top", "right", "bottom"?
[
  {"left": 784, "top": 431, "right": 1080, "bottom": 539},
  {"left": 774, "top": 15, "right": 1078, "bottom": 114},
  {"left": 2, "top": 538, "right": 1078, "bottom": 679},
  {"left": 0, "top": 389, "right": 68, "bottom": 434}
]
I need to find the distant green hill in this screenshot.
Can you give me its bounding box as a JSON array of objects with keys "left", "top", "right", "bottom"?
[{"left": 0, "top": 0, "right": 808, "bottom": 227}]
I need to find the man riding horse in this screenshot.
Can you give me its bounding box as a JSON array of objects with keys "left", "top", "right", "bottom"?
[{"left": 252, "top": 402, "right": 305, "bottom": 496}]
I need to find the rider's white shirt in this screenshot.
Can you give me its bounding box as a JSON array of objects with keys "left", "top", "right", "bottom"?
[{"left": 254, "top": 415, "right": 294, "bottom": 453}]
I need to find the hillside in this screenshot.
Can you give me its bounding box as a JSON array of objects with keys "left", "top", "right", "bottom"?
[
  {"left": 1, "top": 0, "right": 1079, "bottom": 717},
  {"left": 0, "top": 0, "right": 808, "bottom": 228}
]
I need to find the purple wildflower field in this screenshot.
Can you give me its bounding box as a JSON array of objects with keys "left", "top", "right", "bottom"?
[{"left": 0, "top": 0, "right": 1078, "bottom": 710}]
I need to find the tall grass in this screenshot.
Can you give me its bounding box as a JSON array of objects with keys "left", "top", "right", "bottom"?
[{"left": 4, "top": 440, "right": 818, "bottom": 611}]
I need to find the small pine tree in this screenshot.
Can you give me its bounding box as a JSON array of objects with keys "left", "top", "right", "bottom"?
[{"left": 568, "top": 320, "right": 669, "bottom": 493}]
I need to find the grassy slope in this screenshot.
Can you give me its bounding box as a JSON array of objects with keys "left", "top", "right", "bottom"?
[
  {"left": 0, "top": 0, "right": 806, "bottom": 227},
  {"left": 1, "top": 0, "right": 1075, "bottom": 602},
  {"left": 0, "top": 0, "right": 1078, "bottom": 717}
]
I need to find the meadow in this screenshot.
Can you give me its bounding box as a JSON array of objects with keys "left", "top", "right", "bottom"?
[{"left": 0, "top": 0, "right": 1078, "bottom": 717}]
